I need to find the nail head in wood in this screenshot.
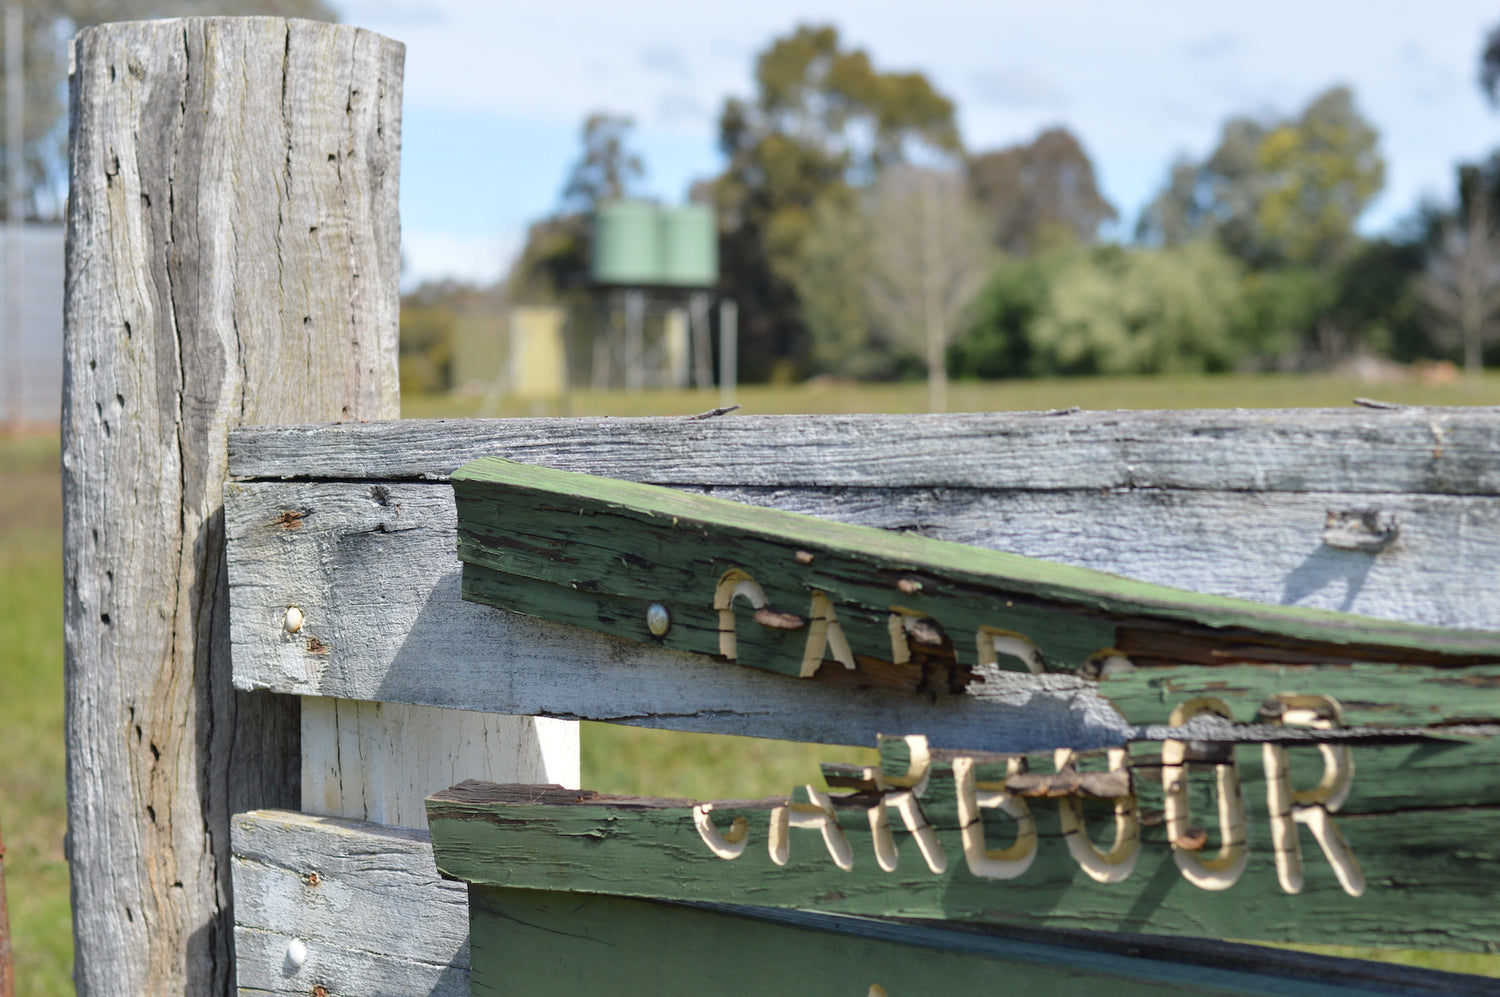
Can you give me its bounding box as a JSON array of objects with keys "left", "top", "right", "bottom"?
[{"left": 646, "top": 603, "right": 672, "bottom": 637}]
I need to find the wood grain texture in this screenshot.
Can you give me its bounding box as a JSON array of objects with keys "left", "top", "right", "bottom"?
[
  {"left": 62, "top": 19, "right": 401, "bottom": 995},
  {"left": 694, "top": 485, "right": 1500, "bottom": 631},
  {"left": 451, "top": 456, "right": 1500, "bottom": 670},
  {"left": 300, "top": 697, "right": 577, "bottom": 827},
  {"left": 230, "top": 810, "right": 468, "bottom": 996},
  {"left": 227, "top": 407, "right": 1500, "bottom": 494},
  {"left": 228, "top": 477, "right": 1500, "bottom": 749},
  {"left": 225, "top": 480, "right": 1140, "bottom": 752},
  {"left": 468, "top": 887, "right": 1494, "bottom": 996},
  {"left": 430, "top": 779, "right": 1500, "bottom": 953},
  {"left": 230, "top": 810, "right": 1491, "bottom": 997}
]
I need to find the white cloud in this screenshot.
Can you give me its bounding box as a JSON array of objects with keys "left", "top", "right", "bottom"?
[
  {"left": 401, "top": 231, "right": 518, "bottom": 290},
  {"left": 968, "top": 67, "right": 1068, "bottom": 110}
]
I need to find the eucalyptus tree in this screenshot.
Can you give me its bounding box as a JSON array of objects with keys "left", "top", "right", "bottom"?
[{"left": 711, "top": 24, "right": 961, "bottom": 378}]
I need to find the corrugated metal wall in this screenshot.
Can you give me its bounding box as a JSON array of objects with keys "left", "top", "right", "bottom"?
[{"left": 0, "top": 224, "right": 65, "bottom": 426}]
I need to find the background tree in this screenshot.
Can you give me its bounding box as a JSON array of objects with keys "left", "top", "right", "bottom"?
[
  {"left": 1254, "top": 87, "right": 1385, "bottom": 266},
  {"left": 948, "top": 254, "right": 1059, "bottom": 380},
  {"left": 792, "top": 190, "right": 895, "bottom": 378},
  {"left": 1138, "top": 86, "right": 1383, "bottom": 269},
  {"left": 559, "top": 112, "right": 644, "bottom": 214},
  {"left": 1, "top": 0, "right": 336, "bottom": 220},
  {"left": 1483, "top": 18, "right": 1500, "bottom": 107},
  {"left": 1029, "top": 241, "right": 1246, "bottom": 376},
  {"left": 1420, "top": 179, "right": 1500, "bottom": 379},
  {"left": 967, "top": 127, "right": 1116, "bottom": 255},
  {"left": 863, "top": 165, "right": 990, "bottom": 411},
  {"left": 712, "top": 24, "right": 961, "bottom": 379},
  {"left": 508, "top": 111, "right": 646, "bottom": 302},
  {"left": 1136, "top": 116, "right": 1263, "bottom": 259}
]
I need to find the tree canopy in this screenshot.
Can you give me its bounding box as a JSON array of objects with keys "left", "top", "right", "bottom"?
[
  {"left": 968, "top": 127, "right": 1117, "bottom": 255},
  {"left": 1483, "top": 20, "right": 1500, "bottom": 107},
  {"left": 863, "top": 165, "right": 990, "bottom": 410},
  {"left": 1138, "top": 86, "right": 1384, "bottom": 269},
  {"left": 711, "top": 24, "right": 961, "bottom": 378},
  {"left": 559, "top": 113, "right": 644, "bottom": 215},
  {"left": 1028, "top": 242, "right": 1247, "bottom": 376}
]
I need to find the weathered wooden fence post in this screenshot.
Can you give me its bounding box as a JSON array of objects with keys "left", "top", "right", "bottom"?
[{"left": 62, "top": 18, "right": 403, "bottom": 994}]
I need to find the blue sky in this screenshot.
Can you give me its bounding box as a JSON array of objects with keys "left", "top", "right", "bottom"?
[{"left": 338, "top": 1, "right": 1500, "bottom": 289}]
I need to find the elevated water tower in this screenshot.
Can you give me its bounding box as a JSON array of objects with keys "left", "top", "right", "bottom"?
[{"left": 590, "top": 201, "right": 731, "bottom": 394}]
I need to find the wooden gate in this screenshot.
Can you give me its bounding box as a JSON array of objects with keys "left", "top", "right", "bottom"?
[{"left": 61, "top": 17, "right": 1500, "bottom": 997}]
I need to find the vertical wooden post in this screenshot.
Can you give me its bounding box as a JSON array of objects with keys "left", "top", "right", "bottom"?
[
  {"left": 63, "top": 18, "right": 402, "bottom": 994},
  {"left": 719, "top": 298, "right": 737, "bottom": 408}
]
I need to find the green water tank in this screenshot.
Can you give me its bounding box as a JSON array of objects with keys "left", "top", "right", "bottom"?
[
  {"left": 592, "top": 201, "right": 661, "bottom": 285},
  {"left": 658, "top": 205, "right": 718, "bottom": 287}
]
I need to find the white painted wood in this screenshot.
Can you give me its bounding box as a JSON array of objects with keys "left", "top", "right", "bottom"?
[
  {"left": 228, "top": 407, "right": 1500, "bottom": 495},
  {"left": 62, "top": 19, "right": 402, "bottom": 995},
  {"left": 300, "top": 698, "right": 577, "bottom": 828},
  {"left": 230, "top": 809, "right": 468, "bottom": 996}
]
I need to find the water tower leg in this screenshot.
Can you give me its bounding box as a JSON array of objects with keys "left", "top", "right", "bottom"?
[
  {"left": 690, "top": 291, "right": 713, "bottom": 390},
  {"left": 719, "top": 298, "right": 737, "bottom": 409},
  {"left": 625, "top": 288, "right": 646, "bottom": 392}
]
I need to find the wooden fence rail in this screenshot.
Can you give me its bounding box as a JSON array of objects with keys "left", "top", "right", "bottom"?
[
  {"left": 62, "top": 14, "right": 1500, "bottom": 997},
  {"left": 223, "top": 407, "right": 1500, "bottom": 988}
]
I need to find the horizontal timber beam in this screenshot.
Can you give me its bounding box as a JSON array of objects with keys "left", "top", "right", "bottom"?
[
  {"left": 227, "top": 807, "right": 1498, "bottom": 996},
  {"left": 450, "top": 457, "right": 1500, "bottom": 685},
  {"left": 230, "top": 810, "right": 469, "bottom": 996},
  {"left": 429, "top": 778, "right": 1500, "bottom": 954},
  {"left": 227, "top": 473, "right": 1500, "bottom": 754},
  {"left": 227, "top": 409, "right": 1500, "bottom": 495}
]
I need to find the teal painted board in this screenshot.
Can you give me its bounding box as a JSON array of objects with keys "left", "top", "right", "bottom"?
[
  {"left": 451, "top": 457, "right": 1500, "bottom": 694},
  {"left": 451, "top": 455, "right": 1500, "bottom": 755},
  {"left": 429, "top": 778, "right": 1500, "bottom": 953},
  {"left": 658, "top": 204, "right": 717, "bottom": 286},
  {"left": 467, "top": 886, "right": 1493, "bottom": 996}
]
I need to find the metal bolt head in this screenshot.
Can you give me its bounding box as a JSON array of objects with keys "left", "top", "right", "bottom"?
[{"left": 646, "top": 602, "right": 671, "bottom": 637}]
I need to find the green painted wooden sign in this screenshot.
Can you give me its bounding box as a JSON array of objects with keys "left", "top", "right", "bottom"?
[
  {"left": 452, "top": 457, "right": 1500, "bottom": 693},
  {"left": 444, "top": 456, "right": 1500, "bottom": 962},
  {"left": 428, "top": 723, "right": 1500, "bottom": 955},
  {"left": 464, "top": 885, "right": 1494, "bottom": 995}
]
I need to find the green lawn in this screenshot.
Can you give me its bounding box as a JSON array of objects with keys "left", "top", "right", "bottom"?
[
  {"left": 402, "top": 370, "right": 1500, "bottom": 419},
  {"left": 6, "top": 372, "right": 1500, "bottom": 993},
  {"left": 0, "top": 433, "right": 70, "bottom": 997}
]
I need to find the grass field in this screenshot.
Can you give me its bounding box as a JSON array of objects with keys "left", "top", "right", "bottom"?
[
  {"left": 402, "top": 369, "right": 1500, "bottom": 419},
  {"left": 5, "top": 371, "right": 1500, "bottom": 992},
  {"left": 0, "top": 433, "right": 70, "bottom": 996}
]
